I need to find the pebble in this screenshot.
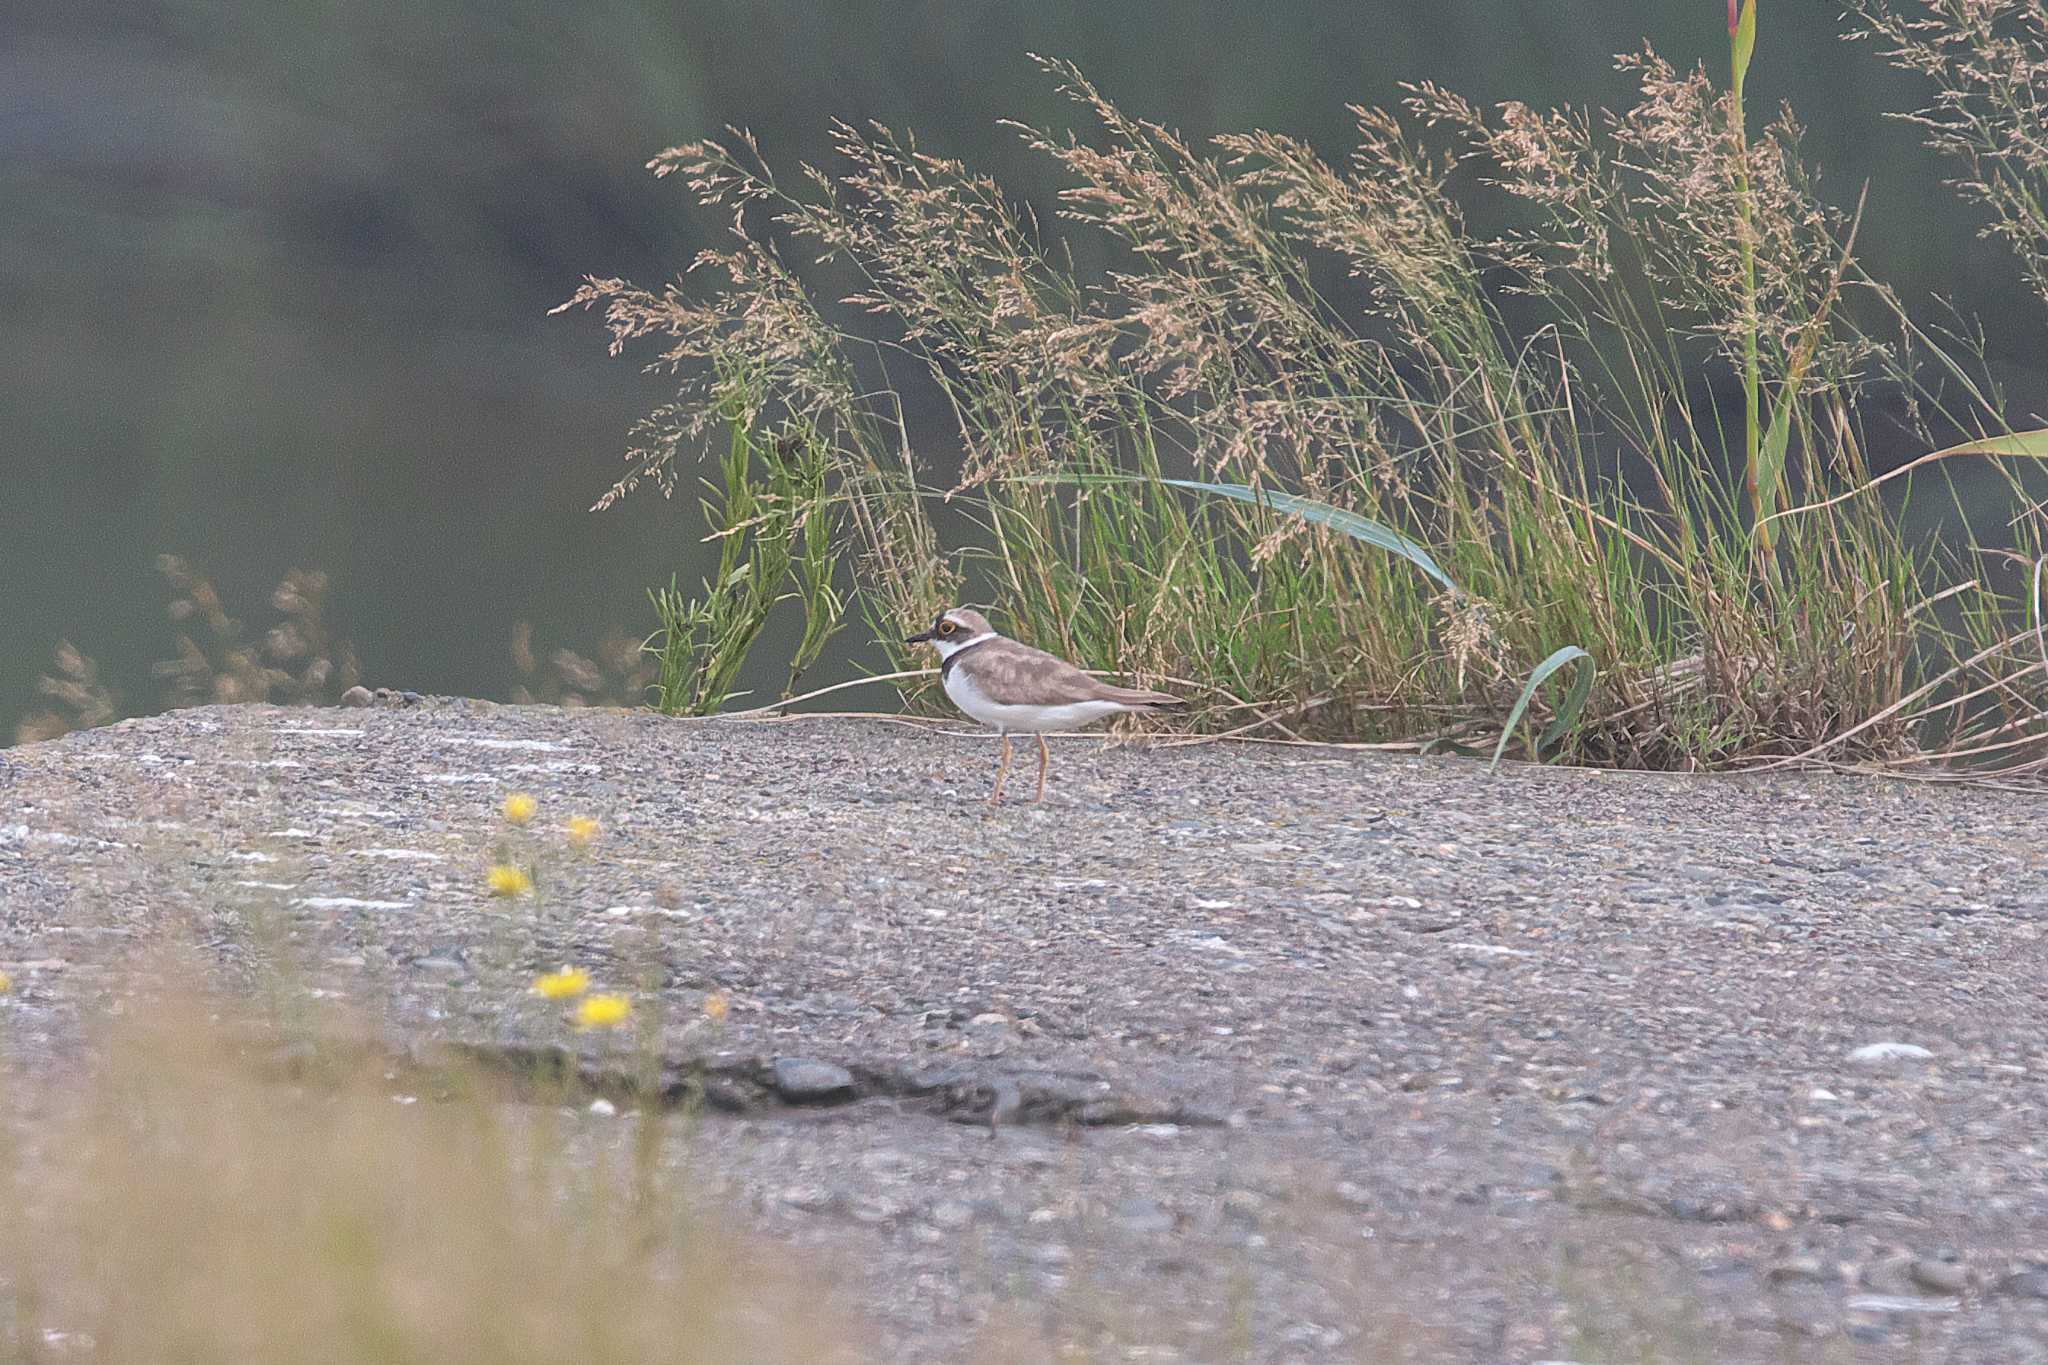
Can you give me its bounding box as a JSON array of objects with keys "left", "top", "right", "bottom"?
[
  {"left": 2001, "top": 1269, "right": 2048, "bottom": 1300},
  {"left": 851, "top": 1196, "right": 908, "bottom": 1224},
  {"left": 927, "top": 1200, "right": 975, "bottom": 1230},
  {"left": 1116, "top": 1198, "right": 1176, "bottom": 1234},
  {"left": 1767, "top": 1255, "right": 1829, "bottom": 1284},
  {"left": 771, "top": 1057, "right": 856, "bottom": 1103},
  {"left": 587, "top": 1099, "right": 617, "bottom": 1118},
  {"left": 1847, "top": 1042, "right": 1934, "bottom": 1064},
  {"left": 1910, "top": 1256, "right": 1969, "bottom": 1295},
  {"left": 1846, "top": 1294, "right": 1959, "bottom": 1315},
  {"left": 778, "top": 1185, "right": 837, "bottom": 1213}
]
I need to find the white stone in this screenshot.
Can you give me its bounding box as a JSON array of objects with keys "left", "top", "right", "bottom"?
[
  {"left": 292, "top": 896, "right": 410, "bottom": 911},
  {"left": 432, "top": 735, "right": 569, "bottom": 752}
]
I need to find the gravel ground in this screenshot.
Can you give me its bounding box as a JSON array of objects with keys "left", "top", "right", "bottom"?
[{"left": 3, "top": 700, "right": 2047, "bottom": 1362}]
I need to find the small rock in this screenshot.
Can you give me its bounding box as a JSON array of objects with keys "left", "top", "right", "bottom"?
[
  {"left": 1280, "top": 1323, "right": 1345, "bottom": 1350},
  {"left": 1768, "top": 1255, "right": 1830, "bottom": 1285},
  {"left": 851, "top": 1196, "right": 908, "bottom": 1223},
  {"left": 1910, "top": 1256, "right": 1968, "bottom": 1295},
  {"left": 587, "top": 1099, "right": 617, "bottom": 1118},
  {"left": 778, "top": 1185, "right": 837, "bottom": 1213},
  {"left": 1808, "top": 1088, "right": 1840, "bottom": 1103},
  {"left": 1847, "top": 1042, "right": 1934, "bottom": 1065},
  {"left": 340, "top": 685, "right": 374, "bottom": 707},
  {"left": 927, "top": 1200, "right": 975, "bottom": 1230},
  {"left": 1999, "top": 1269, "right": 2048, "bottom": 1301},
  {"left": 1116, "top": 1198, "right": 1176, "bottom": 1234},
  {"left": 1846, "top": 1293, "right": 1958, "bottom": 1315},
  {"left": 771, "top": 1057, "right": 856, "bottom": 1104}
]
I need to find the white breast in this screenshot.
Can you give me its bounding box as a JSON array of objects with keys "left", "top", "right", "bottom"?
[{"left": 943, "top": 667, "right": 1127, "bottom": 734}]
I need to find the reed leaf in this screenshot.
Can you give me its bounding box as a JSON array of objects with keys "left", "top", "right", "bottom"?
[{"left": 1489, "top": 646, "right": 1596, "bottom": 773}]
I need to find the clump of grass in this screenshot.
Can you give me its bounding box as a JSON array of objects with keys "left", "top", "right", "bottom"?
[
  {"left": 0, "top": 989, "right": 862, "bottom": 1365},
  {"left": 510, "top": 620, "right": 659, "bottom": 708},
  {"left": 16, "top": 560, "right": 364, "bottom": 744},
  {"left": 12, "top": 640, "right": 119, "bottom": 744},
  {"left": 154, "top": 557, "right": 362, "bottom": 709},
  {"left": 562, "top": 19, "right": 2048, "bottom": 774},
  {"left": 646, "top": 421, "right": 848, "bottom": 714},
  {"left": 15, "top": 568, "right": 671, "bottom": 746}
]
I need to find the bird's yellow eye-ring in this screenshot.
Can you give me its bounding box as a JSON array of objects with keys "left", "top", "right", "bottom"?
[{"left": 938, "top": 620, "right": 957, "bottom": 636}]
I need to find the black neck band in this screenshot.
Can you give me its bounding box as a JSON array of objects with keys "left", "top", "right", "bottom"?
[{"left": 940, "top": 636, "right": 994, "bottom": 681}]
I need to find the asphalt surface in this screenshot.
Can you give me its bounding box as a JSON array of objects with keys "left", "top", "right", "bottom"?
[{"left": 2, "top": 701, "right": 2046, "bottom": 1362}]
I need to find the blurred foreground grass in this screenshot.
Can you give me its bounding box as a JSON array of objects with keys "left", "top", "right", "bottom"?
[{"left": 0, "top": 984, "right": 864, "bottom": 1365}]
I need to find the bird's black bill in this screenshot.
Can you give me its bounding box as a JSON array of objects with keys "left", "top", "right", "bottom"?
[{"left": 904, "top": 629, "right": 935, "bottom": 644}]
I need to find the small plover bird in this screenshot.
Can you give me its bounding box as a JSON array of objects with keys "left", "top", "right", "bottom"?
[{"left": 905, "top": 608, "right": 1184, "bottom": 804}]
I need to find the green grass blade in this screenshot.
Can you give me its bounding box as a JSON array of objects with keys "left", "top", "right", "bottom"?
[
  {"left": 1754, "top": 393, "right": 1794, "bottom": 528},
  {"left": 1161, "top": 479, "right": 1458, "bottom": 593},
  {"left": 1733, "top": 1, "right": 1757, "bottom": 86},
  {"left": 1929, "top": 429, "right": 2048, "bottom": 459},
  {"left": 1489, "top": 645, "right": 1595, "bottom": 773}
]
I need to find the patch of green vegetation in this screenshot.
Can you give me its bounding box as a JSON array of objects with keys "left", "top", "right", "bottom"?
[{"left": 566, "top": 5, "right": 2048, "bottom": 775}]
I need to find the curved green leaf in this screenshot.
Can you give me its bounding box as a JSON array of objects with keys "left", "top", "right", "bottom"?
[
  {"left": 1489, "top": 645, "right": 1596, "bottom": 773},
  {"left": 1930, "top": 428, "right": 2048, "bottom": 460},
  {"left": 1161, "top": 479, "right": 1458, "bottom": 593}
]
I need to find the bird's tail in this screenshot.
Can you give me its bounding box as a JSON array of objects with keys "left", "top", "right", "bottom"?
[{"left": 1102, "top": 686, "right": 1185, "bottom": 710}]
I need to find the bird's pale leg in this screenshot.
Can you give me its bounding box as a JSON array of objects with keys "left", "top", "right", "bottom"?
[
  {"left": 987, "top": 733, "right": 1013, "bottom": 805},
  {"left": 1034, "top": 734, "right": 1050, "bottom": 802}
]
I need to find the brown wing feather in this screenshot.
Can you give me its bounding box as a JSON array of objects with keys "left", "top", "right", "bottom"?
[{"left": 974, "top": 639, "right": 1183, "bottom": 708}]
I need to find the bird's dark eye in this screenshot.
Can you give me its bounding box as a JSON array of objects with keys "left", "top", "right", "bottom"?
[{"left": 938, "top": 621, "right": 957, "bottom": 636}]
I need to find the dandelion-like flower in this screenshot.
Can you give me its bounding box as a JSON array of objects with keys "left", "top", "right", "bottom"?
[
  {"left": 487, "top": 864, "right": 534, "bottom": 898},
  {"left": 565, "top": 815, "right": 600, "bottom": 849},
  {"left": 702, "top": 991, "right": 730, "bottom": 1024},
  {"left": 575, "top": 994, "right": 632, "bottom": 1030},
  {"left": 532, "top": 967, "right": 591, "bottom": 1000},
  {"left": 502, "top": 792, "right": 538, "bottom": 826}
]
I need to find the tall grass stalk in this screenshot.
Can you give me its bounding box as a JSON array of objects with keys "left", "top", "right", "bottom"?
[{"left": 1728, "top": 0, "right": 1768, "bottom": 556}]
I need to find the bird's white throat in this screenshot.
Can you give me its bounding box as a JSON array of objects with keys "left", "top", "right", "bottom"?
[{"left": 932, "top": 631, "right": 997, "bottom": 661}]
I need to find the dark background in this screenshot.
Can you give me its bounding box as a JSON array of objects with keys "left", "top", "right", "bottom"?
[{"left": 3, "top": 1, "right": 2038, "bottom": 739}]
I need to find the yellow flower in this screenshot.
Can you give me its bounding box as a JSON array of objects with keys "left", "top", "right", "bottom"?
[
  {"left": 532, "top": 967, "right": 590, "bottom": 1000},
  {"left": 0, "top": 971, "right": 12, "bottom": 994},
  {"left": 502, "top": 793, "right": 538, "bottom": 827},
  {"left": 701, "top": 991, "right": 729, "bottom": 1024},
  {"left": 487, "top": 864, "right": 533, "bottom": 898},
  {"left": 575, "top": 994, "right": 632, "bottom": 1030},
  {"left": 565, "top": 815, "right": 600, "bottom": 849}
]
